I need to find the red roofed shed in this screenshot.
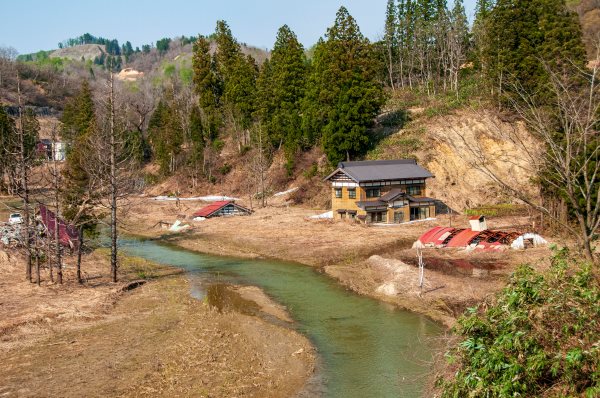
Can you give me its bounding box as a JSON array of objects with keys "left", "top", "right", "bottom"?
[{"left": 192, "top": 201, "right": 252, "bottom": 219}]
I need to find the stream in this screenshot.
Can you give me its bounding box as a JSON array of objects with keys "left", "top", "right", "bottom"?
[{"left": 119, "top": 235, "right": 443, "bottom": 398}]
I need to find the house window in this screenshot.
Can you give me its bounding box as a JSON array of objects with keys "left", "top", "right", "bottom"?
[
  {"left": 407, "top": 185, "right": 422, "bottom": 196},
  {"left": 334, "top": 188, "right": 342, "bottom": 198},
  {"left": 348, "top": 188, "right": 356, "bottom": 199},
  {"left": 366, "top": 187, "right": 381, "bottom": 198}
]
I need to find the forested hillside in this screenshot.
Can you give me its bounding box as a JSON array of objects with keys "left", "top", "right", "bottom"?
[{"left": 1, "top": 0, "right": 598, "bottom": 217}]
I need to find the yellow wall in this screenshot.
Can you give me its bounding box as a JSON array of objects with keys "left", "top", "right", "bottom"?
[{"left": 331, "top": 183, "right": 434, "bottom": 223}]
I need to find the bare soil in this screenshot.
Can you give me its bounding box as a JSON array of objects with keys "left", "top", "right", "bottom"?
[
  {"left": 0, "top": 248, "right": 315, "bottom": 397},
  {"left": 125, "top": 197, "right": 553, "bottom": 328}
]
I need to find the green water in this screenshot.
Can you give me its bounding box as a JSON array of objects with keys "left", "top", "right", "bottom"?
[{"left": 120, "top": 236, "right": 443, "bottom": 398}]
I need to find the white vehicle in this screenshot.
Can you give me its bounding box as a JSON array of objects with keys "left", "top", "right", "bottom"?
[{"left": 8, "top": 213, "right": 23, "bottom": 225}]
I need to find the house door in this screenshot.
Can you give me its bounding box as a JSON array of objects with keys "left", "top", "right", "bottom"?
[
  {"left": 370, "top": 212, "right": 384, "bottom": 223},
  {"left": 394, "top": 211, "right": 404, "bottom": 223},
  {"left": 410, "top": 207, "right": 430, "bottom": 221}
]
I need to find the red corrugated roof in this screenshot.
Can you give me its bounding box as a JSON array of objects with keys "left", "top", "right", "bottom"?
[
  {"left": 469, "top": 215, "right": 484, "bottom": 220},
  {"left": 446, "top": 229, "right": 481, "bottom": 247},
  {"left": 192, "top": 201, "right": 231, "bottom": 218},
  {"left": 418, "top": 226, "right": 457, "bottom": 245}
]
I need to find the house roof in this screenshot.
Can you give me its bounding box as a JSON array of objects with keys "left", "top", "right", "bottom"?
[
  {"left": 407, "top": 196, "right": 436, "bottom": 203},
  {"left": 192, "top": 201, "right": 232, "bottom": 218},
  {"left": 356, "top": 200, "right": 387, "bottom": 209},
  {"left": 379, "top": 188, "right": 405, "bottom": 202},
  {"left": 324, "top": 159, "right": 434, "bottom": 183},
  {"left": 192, "top": 201, "right": 252, "bottom": 218}
]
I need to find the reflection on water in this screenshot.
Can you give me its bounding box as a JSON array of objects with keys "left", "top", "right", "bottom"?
[{"left": 120, "top": 236, "right": 443, "bottom": 398}]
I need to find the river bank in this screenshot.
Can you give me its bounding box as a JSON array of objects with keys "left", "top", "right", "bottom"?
[
  {"left": 125, "top": 197, "right": 551, "bottom": 328},
  {"left": 0, "top": 248, "right": 315, "bottom": 397}
]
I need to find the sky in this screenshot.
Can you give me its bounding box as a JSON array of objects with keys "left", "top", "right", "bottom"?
[{"left": 0, "top": 0, "right": 477, "bottom": 55}]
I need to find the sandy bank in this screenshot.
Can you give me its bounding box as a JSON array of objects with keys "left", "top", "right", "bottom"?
[{"left": 0, "top": 249, "right": 315, "bottom": 397}]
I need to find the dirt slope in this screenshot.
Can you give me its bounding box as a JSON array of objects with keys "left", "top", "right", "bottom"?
[{"left": 373, "top": 108, "right": 539, "bottom": 211}]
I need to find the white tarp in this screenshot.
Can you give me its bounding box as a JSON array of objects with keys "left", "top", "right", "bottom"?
[
  {"left": 510, "top": 233, "right": 547, "bottom": 250},
  {"left": 309, "top": 211, "right": 333, "bottom": 219},
  {"left": 273, "top": 187, "right": 298, "bottom": 197}
]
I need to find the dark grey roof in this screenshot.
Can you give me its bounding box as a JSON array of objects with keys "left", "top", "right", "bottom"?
[
  {"left": 379, "top": 189, "right": 406, "bottom": 202},
  {"left": 407, "top": 196, "right": 436, "bottom": 203},
  {"left": 333, "top": 159, "right": 434, "bottom": 183},
  {"left": 356, "top": 200, "right": 387, "bottom": 208}
]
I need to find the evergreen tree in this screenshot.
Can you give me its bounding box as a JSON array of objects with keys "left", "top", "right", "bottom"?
[
  {"left": 156, "top": 38, "right": 171, "bottom": 56},
  {"left": 260, "top": 25, "right": 307, "bottom": 168},
  {"left": 483, "top": 0, "right": 586, "bottom": 103},
  {"left": 188, "top": 104, "right": 205, "bottom": 167},
  {"left": 192, "top": 35, "right": 222, "bottom": 140},
  {"left": 304, "top": 7, "right": 386, "bottom": 164},
  {"left": 213, "top": 20, "right": 257, "bottom": 149},
  {"left": 384, "top": 0, "right": 398, "bottom": 89},
  {"left": 21, "top": 109, "right": 39, "bottom": 160},
  {"left": 148, "top": 95, "right": 184, "bottom": 175},
  {"left": 61, "top": 80, "right": 95, "bottom": 143},
  {"left": 61, "top": 80, "right": 97, "bottom": 223},
  {"left": 0, "top": 106, "right": 16, "bottom": 193}
]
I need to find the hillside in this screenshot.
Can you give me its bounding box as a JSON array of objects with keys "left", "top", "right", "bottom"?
[
  {"left": 370, "top": 108, "right": 538, "bottom": 211},
  {"left": 571, "top": 0, "right": 600, "bottom": 59},
  {"left": 50, "top": 44, "right": 106, "bottom": 61}
]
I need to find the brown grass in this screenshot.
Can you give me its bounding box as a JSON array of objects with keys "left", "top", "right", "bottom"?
[{"left": 0, "top": 248, "right": 315, "bottom": 397}]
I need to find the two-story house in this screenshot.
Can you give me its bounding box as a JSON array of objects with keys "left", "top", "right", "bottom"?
[{"left": 324, "top": 159, "right": 437, "bottom": 223}]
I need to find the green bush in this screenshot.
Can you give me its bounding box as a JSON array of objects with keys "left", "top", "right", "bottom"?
[
  {"left": 464, "top": 203, "right": 528, "bottom": 217},
  {"left": 440, "top": 248, "right": 600, "bottom": 397},
  {"left": 219, "top": 163, "right": 232, "bottom": 175},
  {"left": 303, "top": 163, "right": 318, "bottom": 179}
]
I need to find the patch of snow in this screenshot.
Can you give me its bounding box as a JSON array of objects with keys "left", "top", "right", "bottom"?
[
  {"left": 152, "top": 195, "right": 240, "bottom": 202},
  {"left": 371, "top": 218, "right": 437, "bottom": 227},
  {"left": 402, "top": 217, "right": 437, "bottom": 224},
  {"left": 273, "top": 187, "right": 298, "bottom": 197},
  {"left": 169, "top": 220, "right": 191, "bottom": 232},
  {"left": 309, "top": 211, "right": 333, "bottom": 219},
  {"left": 197, "top": 195, "right": 240, "bottom": 202}
]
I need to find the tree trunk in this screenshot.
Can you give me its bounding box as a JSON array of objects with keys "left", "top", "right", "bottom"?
[
  {"left": 53, "top": 147, "right": 62, "bottom": 284},
  {"left": 109, "top": 72, "right": 118, "bottom": 283},
  {"left": 16, "top": 74, "right": 32, "bottom": 282},
  {"left": 55, "top": 215, "right": 62, "bottom": 284},
  {"left": 77, "top": 226, "right": 83, "bottom": 283}
]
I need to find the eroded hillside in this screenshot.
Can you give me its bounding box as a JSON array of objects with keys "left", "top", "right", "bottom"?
[{"left": 369, "top": 108, "right": 539, "bottom": 212}]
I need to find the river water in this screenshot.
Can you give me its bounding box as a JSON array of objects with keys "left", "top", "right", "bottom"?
[{"left": 119, "top": 236, "right": 443, "bottom": 398}]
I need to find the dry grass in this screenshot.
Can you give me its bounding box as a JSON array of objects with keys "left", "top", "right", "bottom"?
[{"left": 0, "top": 247, "right": 315, "bottom": 397}]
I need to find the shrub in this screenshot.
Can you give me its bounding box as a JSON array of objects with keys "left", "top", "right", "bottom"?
[
  {"left": 218, "top": 163, "right": 232, "bottom": 175},
  {"left": 303, "top": 163, "right": 318, "bottom": 179},
  {"left": 439, "top": 248, "right": 600, "bottom": 397}
]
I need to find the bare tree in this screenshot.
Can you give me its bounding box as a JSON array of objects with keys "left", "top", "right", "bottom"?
[
  {"left": 15, "top": 73, "right": 33, "bottom": 281},
  {"left": 87, "top": 72, "right": 138, "bottom": 282},
  {"left": 0, "top": 46, "right": 17, "bottom": 88},
  {"left": 249, "top": 124, "right": 270, "bottom": 207}
]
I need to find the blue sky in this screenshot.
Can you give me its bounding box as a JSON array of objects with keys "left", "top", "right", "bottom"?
[{"left": 0, "top": 0, "right": 477, "bottom": 55}]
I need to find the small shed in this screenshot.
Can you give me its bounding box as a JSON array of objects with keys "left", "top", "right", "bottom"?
[
  {"left": 469, "top": 215, "right": 488, "bottom": 232},
  {"left": 192, "top": 201, "right": 252, "bottom": 220}
]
